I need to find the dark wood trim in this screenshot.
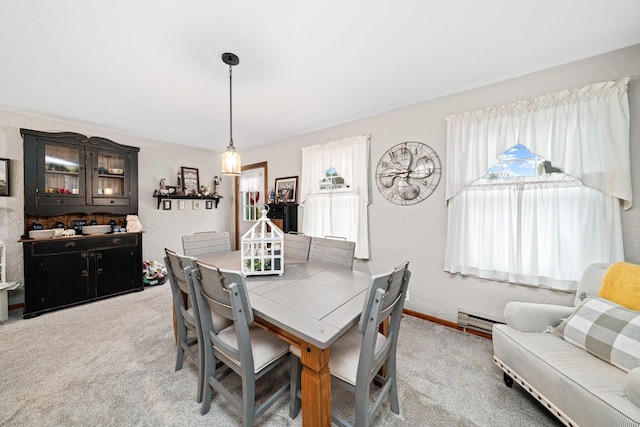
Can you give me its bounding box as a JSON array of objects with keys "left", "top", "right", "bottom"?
[
  {"left": 9, "top": 302, "right": 24, "bottom": 311},
  {"left": 403, "top": 308, "right": 492, "bottom": 340}
]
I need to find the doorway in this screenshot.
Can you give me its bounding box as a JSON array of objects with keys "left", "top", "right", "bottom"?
[{"left": 234, "top": 161, "right": 268, "bottom": 249}]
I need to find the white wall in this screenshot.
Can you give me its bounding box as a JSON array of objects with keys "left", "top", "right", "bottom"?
[
  {"left": 0, "top": 111, "right": 235, "bottom": 305},
  {"left": 240, "top": 44, "right": 640, "bottom": 323},
  {"left": 1, "top": 44, "right": 638, "bottom": 323}
]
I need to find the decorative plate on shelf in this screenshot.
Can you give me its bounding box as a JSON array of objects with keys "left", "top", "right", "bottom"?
[{"left": 375, "top": 141, "right": 441, "bottom": 205}]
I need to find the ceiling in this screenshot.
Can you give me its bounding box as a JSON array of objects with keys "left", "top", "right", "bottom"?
[{"left": 1, "top": 1, "right": 639, "bottom": 151}]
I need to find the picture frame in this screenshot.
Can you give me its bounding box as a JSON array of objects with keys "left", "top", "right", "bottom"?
[
  {"left": 274, "top": 176, "right": 298, "bottom": 203},
  {"left": 178, "top": 200, "right": 186, "bottom": 210},
  {"left": 162, "top": 199, "right": 172, "bottom": 210},
  {"left": 192, "top": 200, "right": 202, "bottom": 210},
  {"left": 0, "top": 158, "right": 9, "bottom": 197},
  {"left": 205, "top": 200, "right": 213, "bottom": 210},
  {"left": 180, "top": 166, "right": 200, "bottom": 196}
]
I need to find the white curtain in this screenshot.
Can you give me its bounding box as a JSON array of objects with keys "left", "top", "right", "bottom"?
[
  {"left": 239, "top": 168, "right": 263, "bottom": 193},
  {"left": 444, "top": 182, "right": 624, "bottom": 290},
  {"left": 301, "top": 135, "right": 370, "bottom": 258},
  {"left": 444, "top": 79, "right": 630, "bottom": 290},
  {"left": 445, "top": 78, "right": 632, "bottom": 209}
]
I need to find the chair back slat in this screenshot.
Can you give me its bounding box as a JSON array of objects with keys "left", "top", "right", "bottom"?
[
  {"left": 182, "top": 231, "right": 231, "bottom": 257},
  {"left": 194, "top": 261, "right": 253, "bottom": 325},
  {"left": 284, "top": 233, "right": 312, "bottom": 260},
  {"left": 308, "top": 236, "right": 355, "bottom": 269}
]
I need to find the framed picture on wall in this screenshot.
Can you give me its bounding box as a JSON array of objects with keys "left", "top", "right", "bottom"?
[
  {"left": 0, "top": 158, "right": 10, "bottom": 197},
  {"left": 205, "top": 200, "right": 213, "bottom": 210},
  {"left": 275, "top": 176, "right": 298, "bottom": 203},
  {"left": 162, "top": 199, "right": 172, "bottom": 210},
  {"left": 180, "top": 166, "right": 200, "bottom": 195}
]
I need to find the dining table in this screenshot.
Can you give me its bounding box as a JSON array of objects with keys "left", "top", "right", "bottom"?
[{"left": 197, "top": 250, "right": 371, "bottom": 427}]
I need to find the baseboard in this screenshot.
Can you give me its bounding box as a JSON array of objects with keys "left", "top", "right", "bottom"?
[
  {"left": 403, "top": 308, "right": 492, "bottom": 340},
  {"left": 9, "top": 302, "right": 24, "bottom": 311}
]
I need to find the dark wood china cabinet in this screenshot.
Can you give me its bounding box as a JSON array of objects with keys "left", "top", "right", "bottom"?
[
  {"left": 22, "top": 129, "right": 139, "bottom": 216},
  {"left": 20, "top": 129, "right": 143, "bottom": 318}
]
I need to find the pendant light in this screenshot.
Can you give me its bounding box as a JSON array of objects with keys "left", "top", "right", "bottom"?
[{"left": 221, "top": 52, "right": 241, "bottom": 176}]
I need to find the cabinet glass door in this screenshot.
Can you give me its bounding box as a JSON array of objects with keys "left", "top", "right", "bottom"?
[
  {"left": 39, "top": 142, "right": 85, "bottom": 206},
  {"left": 92, "top": 149, "right": 129, "bottom": 206}
]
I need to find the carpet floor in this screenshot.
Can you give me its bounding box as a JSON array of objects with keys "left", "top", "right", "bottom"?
[{"left": 0, "top": 283, "right": 562, "bottom": 426}]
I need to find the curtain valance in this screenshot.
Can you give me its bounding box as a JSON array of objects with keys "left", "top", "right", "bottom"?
[{"left": 445, "top": 78, "right": 631, "bottom": 209}]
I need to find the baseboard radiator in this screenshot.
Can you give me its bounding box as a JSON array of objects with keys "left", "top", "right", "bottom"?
[{"left": 457, "top": 310, "right": 502, "bottom": 335}]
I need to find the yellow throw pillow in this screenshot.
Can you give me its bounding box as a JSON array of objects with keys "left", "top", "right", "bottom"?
[{"left": 599, "top": 262, "right": 640, "bottom": 311}]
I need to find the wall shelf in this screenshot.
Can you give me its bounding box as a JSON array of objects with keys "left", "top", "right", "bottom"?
[{"left": 152, "top": 194, "right": 223, "bottom": 209}]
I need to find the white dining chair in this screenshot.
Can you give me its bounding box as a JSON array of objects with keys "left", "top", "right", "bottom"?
[
  {"left": 164, "top": 248, "right": 232, "bottom": 403},
  {"left": 289, "top": 260, "right": 411, "bottom": 427},
  {"left": 283, "top": 232, "right": 312, "bottom": 260},
  {"left": 308, "top": 236, "right": 356, "bottom": 269},
  {"left": 189, "top": 261, "right": 291, "bottom": 425},
  {"left": 182, "top": 231, "right": 231, "bottom": 257}
]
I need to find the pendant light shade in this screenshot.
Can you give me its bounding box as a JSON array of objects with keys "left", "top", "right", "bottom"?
[
  {"left": 221, "top": 144, "right": 241, "bottom": 176},
  {"left": 221, "top": 52, "right": 241, "bottom": 176}
]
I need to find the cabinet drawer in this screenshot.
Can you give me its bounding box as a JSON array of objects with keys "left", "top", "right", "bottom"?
[
  {"left": 267, "top": 203, "right": 286, "bottom": 215},
  {"left": 29, "top": 233, "right": 139, "bottom": 255}
]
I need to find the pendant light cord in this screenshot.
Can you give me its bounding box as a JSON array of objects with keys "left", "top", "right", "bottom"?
[{"left": 228, "top": 63, "right": 233, "bottom": 148}]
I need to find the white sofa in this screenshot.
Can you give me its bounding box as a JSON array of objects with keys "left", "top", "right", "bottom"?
[{"left": 493, "top": 263, "right": 640, "bottom": 427}]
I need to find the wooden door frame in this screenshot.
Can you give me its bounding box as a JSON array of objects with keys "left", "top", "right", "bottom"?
[{"left": 234, "top": 161, "right": 268, "bottom": 249}]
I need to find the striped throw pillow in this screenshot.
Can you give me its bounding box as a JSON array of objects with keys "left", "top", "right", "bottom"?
[{"left": 553, "top": 297, "right": 640, "bottom": 372}]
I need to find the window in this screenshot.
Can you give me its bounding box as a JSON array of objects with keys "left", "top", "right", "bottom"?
[
  {"left": 240, "top": 168, "right": 264, "bottom": 222},
  {"left": 445, "top": 79, "right": 630, "bottom": 291},
  {"left": 300, "top": 135, "right": 371, "bottom": 259}
]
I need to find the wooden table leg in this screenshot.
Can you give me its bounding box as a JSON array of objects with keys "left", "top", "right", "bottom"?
[{"left": 300, "top": 341, "right": 331, "bottom": 427}]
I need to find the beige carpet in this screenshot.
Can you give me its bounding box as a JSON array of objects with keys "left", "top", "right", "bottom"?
[{"left": 0, "top": 283, "right": 562, "bottom": 426}]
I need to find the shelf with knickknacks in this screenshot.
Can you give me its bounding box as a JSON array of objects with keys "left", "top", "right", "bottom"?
[{"left": 152, "top": 175, "right": 223, "bottom": 209}]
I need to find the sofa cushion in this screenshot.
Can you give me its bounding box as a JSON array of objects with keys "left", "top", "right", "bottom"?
[
  {"left": 628, "top": 368, "right": 640, "bottom": 408},
  {"left": 599, "top": 262, "right": 640, "bottom": 311},
  {"left": 553, "top": 297, "right": 640, "bottom": 372},
  {"left": 573, "top": 262, "right": 609, "bottom": 306}
]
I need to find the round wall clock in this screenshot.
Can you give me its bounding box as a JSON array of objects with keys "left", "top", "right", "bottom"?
[{"left": 375, "top": 141, "right": 442, "bottom": 205}]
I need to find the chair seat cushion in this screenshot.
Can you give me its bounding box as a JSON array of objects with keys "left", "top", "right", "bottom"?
[
  {"left": 216, "top": 324, "right": 289, "bottom": 373},
  {"left": 329, "top": 324, "right": 386, "bottom": 385},
  {"left": 209, "top": 307, "right": 233, "bottom": 334}
]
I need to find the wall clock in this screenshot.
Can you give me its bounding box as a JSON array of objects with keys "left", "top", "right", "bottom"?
[{"left": 375, "top": 141, "right": 441, "bottom": 205}]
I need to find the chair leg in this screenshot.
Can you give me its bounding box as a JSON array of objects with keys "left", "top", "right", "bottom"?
[
  {"left": 242, "top": 375, "right": 256, "bottom": 427},
  {"left": 200, "top": 350, "right": 215, "bottom": 415},
  {"left": 175, "top": 324, "right": 186, "bottom": 371},
  {"left": 389, "top": 375, "right": 399, "bottom": 415},
  {"left": 289, "top": 354, "right": 301, "bottom": 419},
  {"left": 196, "top": 341, "right": 204, "bottom": 403},
  {"left": 387, "top": 356, "right": 400, "bottom": 414},
  {"left": 355, "top": 382, "right": 371, "bottom": 427}
]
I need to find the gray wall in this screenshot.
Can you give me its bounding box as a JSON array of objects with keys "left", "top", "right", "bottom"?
[
  {"left": 240, "top": 44, "right": 640, "bottom": 322},
  {"left": 1, "top": 44, "right": 638, "bottom": 323}
]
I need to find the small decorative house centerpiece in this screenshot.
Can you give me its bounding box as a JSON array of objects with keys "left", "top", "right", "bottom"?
[{"left": 241, "top": 205, "right": 284, "bottom": 276}]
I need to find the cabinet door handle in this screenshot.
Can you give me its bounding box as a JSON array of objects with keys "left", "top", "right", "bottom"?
[
  {"left": 112, "top": 238, "right": 121, "bottom": 244},
  {"left": 81, "top": 270, "right": 89, "bottom": 277},
  {"left": 97, "top": 268, "right": 103, "bottom": 275},
  {"left": 65, "top": 242, "right": 76, "bottom": 248},
  {"left": 110, "top": 200, "right": 115, "bottom": 204}
]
